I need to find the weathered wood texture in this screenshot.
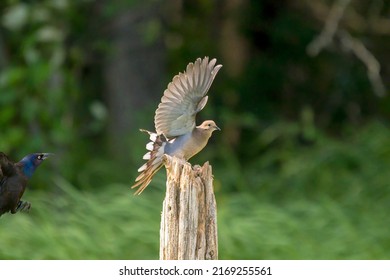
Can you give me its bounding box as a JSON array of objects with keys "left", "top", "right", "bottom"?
[{"left": 159, "top": 155, "right": 218, "bottom": 260}]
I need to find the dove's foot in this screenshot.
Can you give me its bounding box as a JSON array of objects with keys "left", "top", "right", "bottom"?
[{"left": 16, "top": 201, "right": 31, "bottom": 213}]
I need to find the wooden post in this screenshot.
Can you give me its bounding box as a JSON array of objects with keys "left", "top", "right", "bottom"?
[{"left": 159, "top": 155, "right": 218, "bottom": 260}]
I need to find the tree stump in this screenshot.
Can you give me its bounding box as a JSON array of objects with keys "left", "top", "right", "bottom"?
[{"left": 159, "top": 155, "right": 218, "bottom": 260}]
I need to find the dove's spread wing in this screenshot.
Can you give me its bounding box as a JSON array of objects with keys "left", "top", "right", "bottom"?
[{"left": 154, "top": 57, "right": 222, "bottom": 138}]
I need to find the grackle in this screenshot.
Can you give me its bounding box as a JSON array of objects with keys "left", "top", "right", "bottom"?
[{"left": 0, "top": 152, "right": 52, "bottom": 217}]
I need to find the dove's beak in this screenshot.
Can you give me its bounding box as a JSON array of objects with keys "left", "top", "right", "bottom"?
[{"left": 215, "top": 125, "right": 221, "bottom": 131}]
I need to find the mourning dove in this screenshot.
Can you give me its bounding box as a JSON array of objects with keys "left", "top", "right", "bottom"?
[{"left": 131, "top": 57, "right": 222, "bottom": 194}]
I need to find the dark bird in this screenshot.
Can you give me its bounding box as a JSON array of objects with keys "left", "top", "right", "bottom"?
[
  {"left": 131, "top": 57, "right": 222, "bottom": 194},
  {"left": 0, "top": 152, "right": 52, "bottom": 217}
]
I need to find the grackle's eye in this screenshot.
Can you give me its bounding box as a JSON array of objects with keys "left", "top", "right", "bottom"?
[{"left": 37, "top": 154, "right": 43, "bottom": 160}]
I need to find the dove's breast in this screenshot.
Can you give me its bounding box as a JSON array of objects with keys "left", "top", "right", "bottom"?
[{"left": 165, "top": 129, "right": 211, "bottom": 160}]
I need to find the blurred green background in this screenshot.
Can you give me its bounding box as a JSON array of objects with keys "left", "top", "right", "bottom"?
[{"left": 1, "top": 0, "right": 390, "bottom": 259}]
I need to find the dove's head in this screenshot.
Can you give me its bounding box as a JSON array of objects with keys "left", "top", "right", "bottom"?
[{"left": 198, "top": 120, "right": 221, "bottom": 136}]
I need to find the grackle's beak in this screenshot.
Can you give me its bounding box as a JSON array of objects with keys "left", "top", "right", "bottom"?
[{"left": 41, "top": 153, "right": 54, "bottom": 160}]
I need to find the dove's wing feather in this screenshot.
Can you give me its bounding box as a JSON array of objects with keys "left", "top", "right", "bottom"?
[{"left": 154, "top": 57, "right": 222, "bottom": 138}]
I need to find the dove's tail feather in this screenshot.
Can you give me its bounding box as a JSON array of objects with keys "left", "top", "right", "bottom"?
[{"left": 131, "top": 129, "right": 167, "bottom": 195}]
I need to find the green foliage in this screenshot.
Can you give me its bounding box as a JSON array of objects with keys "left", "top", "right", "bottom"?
[
  {"left": 0, "top": 1, "right": 109, "bottom": 188},
  {"left": 0, "top": 1, "right": 76, "bottom": 150},
  {"left": 0, "top": 1, "right": 77, "bottom": 184}
]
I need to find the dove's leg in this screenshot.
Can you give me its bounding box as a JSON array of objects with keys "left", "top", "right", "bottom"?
[{"left": 15, "top": 200, "right": 31, "bottom": 213}]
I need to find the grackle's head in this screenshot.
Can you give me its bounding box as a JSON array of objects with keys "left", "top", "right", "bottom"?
[{"left": 19, "top": 153, "right": 53, "bottom": 178}]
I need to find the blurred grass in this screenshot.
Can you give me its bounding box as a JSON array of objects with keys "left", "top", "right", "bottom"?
[
  {"left": 1, "top": 122, "right": 390, "bottom": 260},
  {"left": 0, "top": 178, "right": 162, "bottom": 259},
  {"left": 219, "top": 194, "right": 390, "bottom": 259}
]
